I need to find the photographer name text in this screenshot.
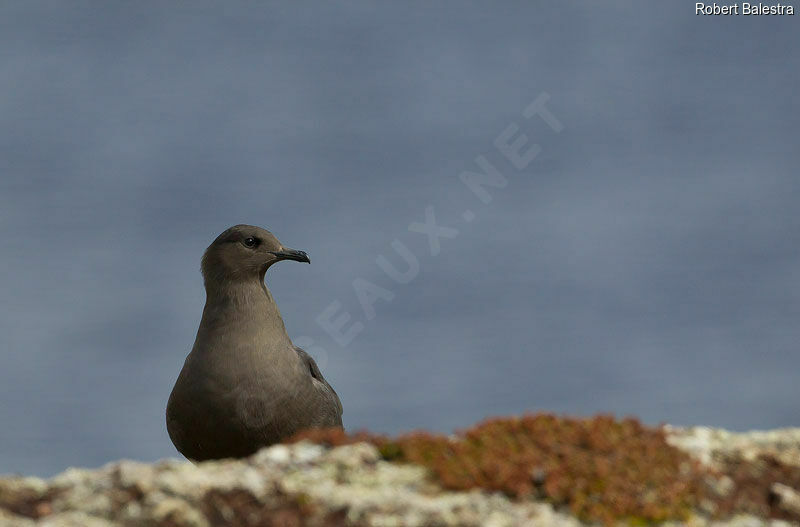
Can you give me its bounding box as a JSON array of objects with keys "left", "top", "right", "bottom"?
[{"left": 696, "top": 3, "right": 795, "bottom": 14}]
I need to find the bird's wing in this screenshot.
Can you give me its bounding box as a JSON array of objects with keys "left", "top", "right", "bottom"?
[{"left": 294, "top": 346, "right": 343, "bottom": 417}]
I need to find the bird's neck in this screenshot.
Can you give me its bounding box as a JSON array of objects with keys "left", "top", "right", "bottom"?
[{"left": 199, "top": 279, "right": 291, "bottom": 344}]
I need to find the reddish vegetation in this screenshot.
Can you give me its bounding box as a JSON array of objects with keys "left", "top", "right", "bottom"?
[
  {"left": 287, "top": 413, "right": 800, "bottom": 525},
  {"left": 201, "top": 489, "right": 348, "bottom": 527},
  {"left": 713, "top": 453, "right": 800, "bottom": 522},
  {"left": 0, "top": 485, "right": 61, "bottom": 520}
]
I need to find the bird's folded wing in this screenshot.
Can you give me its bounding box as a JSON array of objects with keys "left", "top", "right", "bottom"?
[{"left": 294, "top": 346, "right": 344, "bottom": 417}]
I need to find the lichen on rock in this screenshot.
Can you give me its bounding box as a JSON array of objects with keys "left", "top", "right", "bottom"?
[{"left": 1, "top": 415, "right": 799, "bottom": 527}]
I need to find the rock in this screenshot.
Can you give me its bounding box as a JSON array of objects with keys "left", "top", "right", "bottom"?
[
  {"left": 0, "top": 442, "right": 581, "bottom": 527},
  {"left": 0, "top": 508, "right": 34, "bottom": 527},
  {"left": 150, "top": 497, "right": 210, "bottom": 527},
  {"left": 3, "top": 422, "right": 800, "bottom": 527},
  {"left": 771, "top": 483, "right": 800, "bottom": 517},
  {"left": 38, "top": 512, "right": 115, "bottom": 527},
  {"left": 664, "top": 426, "right": 800, "bottom": 469}
]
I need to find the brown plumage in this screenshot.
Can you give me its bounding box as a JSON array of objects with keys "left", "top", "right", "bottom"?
[{"left": 166, "top": 225, "right": 343, "bottom": 461}]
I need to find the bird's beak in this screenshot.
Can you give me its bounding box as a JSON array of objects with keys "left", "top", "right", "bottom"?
[{"left": 270, "top": 248, "right": 311, "bottom": 264}]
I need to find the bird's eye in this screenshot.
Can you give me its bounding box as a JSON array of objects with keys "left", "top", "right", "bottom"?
[{"left": 243, "top": 237, "right": 258, "bottom": 248}]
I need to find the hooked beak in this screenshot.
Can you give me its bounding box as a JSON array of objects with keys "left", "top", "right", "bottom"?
[{"left": 270, "top": 248, "right": 311, "bottom": 264}]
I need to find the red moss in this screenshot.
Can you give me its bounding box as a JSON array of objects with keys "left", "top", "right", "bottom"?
[
  {"left": 200, "top": 488, "right": 349, "bottom": 527},
  {"left": 712, "top": 453, "right": 800, "bottom": 521},
  {"left": 285, "top": 414, "right": 800, "bottom": 525},
  {"left": 0, "top": 484, "right": 60, "bottom": 520},
  {"left": 287, "top": 414, "right": 705, "bottom": 524}
]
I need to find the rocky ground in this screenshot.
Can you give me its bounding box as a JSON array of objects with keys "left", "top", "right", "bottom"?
[{"left": 1, "top": 417, "right": 799, "bottom": 527}]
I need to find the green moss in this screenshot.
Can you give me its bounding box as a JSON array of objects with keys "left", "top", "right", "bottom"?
[{"left": 377, "top": 441, "right": 403, "bottom": 461}]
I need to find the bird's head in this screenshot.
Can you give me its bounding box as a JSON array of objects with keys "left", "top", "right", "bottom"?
[{"left": 201, "top": 224, "right": 310, "bottom": 286}]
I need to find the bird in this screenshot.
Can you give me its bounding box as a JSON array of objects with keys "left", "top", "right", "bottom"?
[{"left": 166, "top": 224, "right": 343, "bottom": 461}]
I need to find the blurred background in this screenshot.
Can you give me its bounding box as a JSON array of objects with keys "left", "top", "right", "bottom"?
[{"left": 1, "top": 2, "right": 798, "bottom": 476}]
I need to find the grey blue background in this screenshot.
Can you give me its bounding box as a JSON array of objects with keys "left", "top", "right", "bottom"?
[{"left": 1, "top": 2, "right": 798, "bottom": 476}]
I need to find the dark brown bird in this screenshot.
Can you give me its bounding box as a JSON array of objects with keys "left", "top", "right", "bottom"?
[{"left": 166, "top": 225, "right": 343, "bottom": 461}]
